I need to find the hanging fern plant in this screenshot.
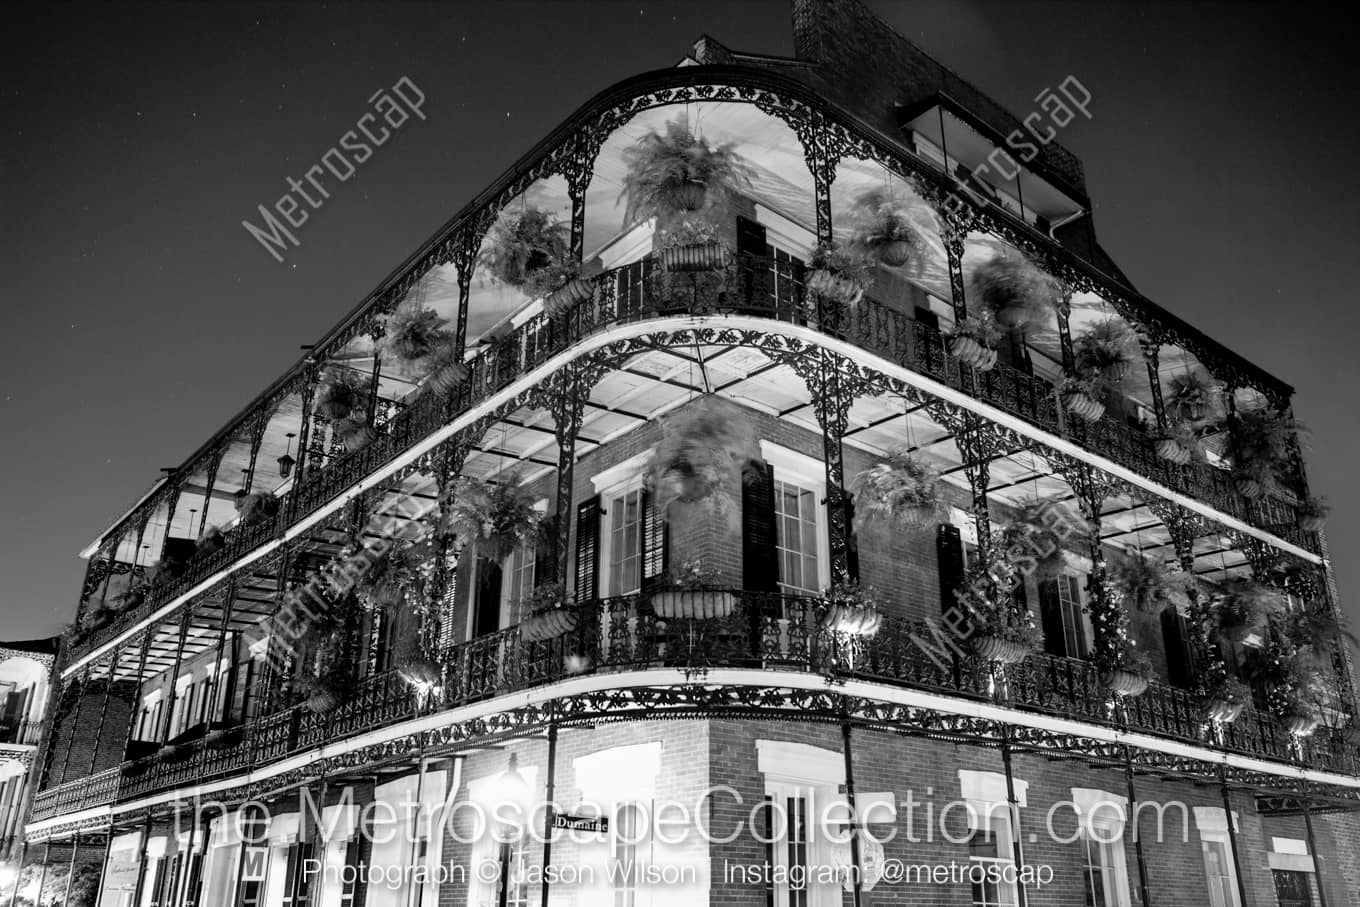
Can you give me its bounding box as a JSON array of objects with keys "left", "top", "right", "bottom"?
[
  {"left": 850, "top": 449, "right": 941, "bottom": 531},
  {"left": 442, "top": 473, "right": 543, "bottom": 561},
  {"left": 380, "top": 305, "right": 468, "bottom": 396},
  {"left": 1224, "top": 407, "right": 1298, "bottom": 499},
  {"left": 848, "top": 188, "right": 926, "bottom": 269},
  {"left": 478, "top": 207, "right": 572, "bottom": 292},
  {"left": 1072, "top": 319, "right": 1137, "bottom": 384},
  {"left": 1107, "top": 551, "right": 1193, "bottom": 615},
  {"left": 646, "top": 396, "right": 760, "bottom": 521},
  {"left": 315, "top": 367, "right": 366, "bottom": 422},
  {"left": 967, "top": 254, "right": 1058, "bottom": 332},
  {"left": 1164, "top": 369, "right": 1222, "bottom": 426},
  {"left": 618, "top": 117, "right": 754, "bottom": 223},
  {"left": 1209, "top": 576, "right": 1285, "bottom": 643},
  {"left": 1297, "top": 496, "right": 1329, "bottom": 533},
  {"left": 807, "top": 241, "right": 877, "bottom": 305},
  {"left": 1002, "top": 500, "right": 1089, "bottom": 581}
]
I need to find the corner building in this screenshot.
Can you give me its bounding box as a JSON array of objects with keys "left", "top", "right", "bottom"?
[{"left": 20, "top": 2, "right": 1360, "bottom": 906}]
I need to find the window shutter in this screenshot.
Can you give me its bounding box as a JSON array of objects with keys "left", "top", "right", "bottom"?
[
  {"left": 736, "top": 216, "right": 772, "bottom": 312},
  {"left": 1161, "top": 609, "right": 1196, "bottom": 689},
  {"left": 534, "top": 514, "right": 559, "bottom": 587},
  {"left": 1038, "top": 578, "right": 1068, "bottom": 658},
  {"left": 640, "top": 490, "right": 668, "bottom": 589},
  {"left": 742, "top": 459, "right": 778, "bottom": 592},
  {"left": 913, "top": 305, "right": 940, "bottom": 331},
  {"left": 936, "top": 524, "right": 966, "bottom": 618},
  {"left": 575, "top": 496, "right": 601, "bottom": 602}
]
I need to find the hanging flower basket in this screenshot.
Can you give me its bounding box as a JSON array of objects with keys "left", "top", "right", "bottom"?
[
  {"left": 618, "top": 117, "right": 754, "bottom": 222},
  {"left": 424, "top": 358, "right": 469, "bottom": 396},
  {"left": 1165, "top": 370, "right": 1221, "bottom": 426},
  {"left": 1212, "top": 578, "right": 1284, "bottom": 644},
  {"left": 1204, "top": 699, "right": 1245, "bottom": 724},
  {"left": 305, "top": 689, "right": 341, "bottom": 714},
  {"left": 1072, "top": 319, "right": 1136, "bottom": 384},
  {"left": 442, "top": 473, "right": 543, "bottom": 562},
  {"left": 848, "top": 188, "right": 926, "bottom": 270},
  {"left": 478, "top": 207, "right": 571, "bottom": 291},
  {"left": 196, "top": 526, "right": 226, "bottom": 557},
  {"left": 521, "top": 608, "right": 580, "bottom": 642},
  {"left": 1155, "top": 436, "right": 1192, "bottom": 465},
  {"left": 1101, "top": 667, "right": 1151, "bottom": 697},
  {"left": 659, "top": 241, "right": 728, "bottom": 272},
  {"left": 948, "top": 334, "right": 996, "bottom": 370},
  {"left": 1064, "top": 390, "right": 1106, "bottom": 423},
  {"left": 543, "top": 276, "right": 593, "bottom": 318},
  {"left": 850, "top": 449, "right": 941, "bottom": 532},
  {"left": 971, "top": 634, "right": 1032, "bottom": 665},
  {"left": 808, "top": 269, "right": 864, "bottom": 304},
  {"left": 819, "top": 583, "right": 883, "bottom": 638},
  {"left": 968, "top": 254, "right": 1058, "bottom": 331},
  {"left": 807, "top": 242, "right": 875, "bottom": 306},
  {"left": 316, "top": 368, "right": 364, "bottom": 421},
  {"left": 646, "top": 397, "right": 759, "bottom": 519}
]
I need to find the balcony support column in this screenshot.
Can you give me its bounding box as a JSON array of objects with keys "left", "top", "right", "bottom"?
[
  {"left": 999, "top": 727, "right": 1029, "bottom": 907},
  {"left": 156, "top": 608, "right": 195, "bottom": 744},
  {"left": 122, "top": 628, "right": 152, "bottom": 755},
  {"left": 287, "top": 367, "right": 319, "bottom": 520},
  {"left": 1145, "top": 499, "right": 1220, "bottom": 701},
  {"left": 1299, "top": 782, "right": 1330, "bottom": 907},
  {"left": 1138, "top": 333, "right": 1167, "bottom": 433},
  {"left": 839, "top": 717, "right": 863, "bottom": 907},
  {"left": 1218, "top": 769, "right": 1249, "bottom": 907},
  {"left": 55, "top": 671, "right": 88, "bottom": 786},
  {"left": 197, "top": 447, "right": 226, "bottom": 540},
  {"left": 5, "top": 840, "right": 25, "bottom": 907},
  {"left": 1052, "top": 460, "right": 1123, "bottom": 674},
  {"left": 242, "top": 409, "right": 270, "bottom": 499},
  {"left": 564, "top": 140, "right": 591, "bottom": 260},
  {"left": 158, "top": 481, "right": 183, "bottom": 564},
  {"left": 788, "top": 351, "right": 859, "bottom": 584},
  {"left": 949, "top": 413, "right": 1007, "bottom": 556},
  {"left": 539, "top": 721, "right": 558, "bottom": 907},
  {"left": 1123, "top": 746, "right": 1152, "bottom": 907},
  {"left": 450, "top": 226, "right": 482, "bottom": 365},
  {"left": 204, "top": 578, "right": 239, "bottom": 730},
  {"left": 547, "top": 365, "right": 600, "bottom": 584},
  {"left": 60, "top": 834, "right": 79, "bottom": 906},
  {"left": 88, "top": 656, "right": 115, "bottom": 776}
]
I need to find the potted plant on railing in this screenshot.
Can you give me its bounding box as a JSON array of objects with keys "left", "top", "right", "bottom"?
[
  {"left": 618, "top": 116, "right": 754, "bottom": 222},
  {"left": 519, "top": 582, "right": 580, "bottom": 642},
  {"left": 947, "top": 314, "right": 1002, "bottom": 371},
  {"left": 1107, "top": 551, "right": 1193, "bottom": 616},
  {"left": 1059, "top": 373, "right": 1109, "bottom": 423},
  {"left": 1208, "top": 577, "right": 1284, "bottom": 644},
  {"left": 1099, "top": 645, "right": 1155, "bottom": 697},
  {"left": 442, "top": 472, "right": 544, "bottom": 561},
  {"left": 820, "top": 582, "right": 883, "bottom": 637},
  {"left": 1164, "top": 369, "right": 1222, "bottom": 426},
  {"left": 1200, "top": 674, "right": 1250, "bottom": 725},
  {"left": 850, "top": 448, "right": 941, "bottom": 532},
  {"left": 1224, "top": 406, "right": 1299, "bottom": 500},
  {"left": 1152, "top": 422, "right": 1202, "bottom": 466},
  {"left": 967, "top": 253, "right": 1058, "bottom": 332},
  {"left": 380, "top": 305, "right": 469, "bottom": 397},
  {"left": 848, "top": 188, "right": 927, "bottom": 269},
  {"left": 1297, "top": 496, "right": 1329, "bottom": 533},
  {"left": 196, "top": 525, "right": 226, "bottom": 558},
  {"left": 646, "top": 396, "right": 760, "bottom": 527},
  {"left": 806, "top": 242, "right": 876, "bottom": 306},
  {"left": 525, "top": 258, "right": 597, "bottom": 320},
  {"left": 650, "top": 558, "right": 736, "bottom": 620},
  {"left": 653, "top": 218, "right": 730, "bottom": 273}
]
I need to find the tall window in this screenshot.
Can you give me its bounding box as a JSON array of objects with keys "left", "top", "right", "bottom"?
[
  {"left": 1081, "top": 831, "right": 1129, "bottom": 907},
  {"left": 495, "top": 826, "right": 531, "bottom": 907},
  {"left": 967, "top": 811, "right": 1018, "bottom": 907},
  {"left": 502, "top": 542, "right": 536, "bottom": 624},
  {"left": 612, "top": 803, "right": 647, "bottom": 907},
  {"left": 774, "top": 480, "right": 820, "bottom": 594},
  {"left": 280, "top": 841, "right": 315, "bottom": 907},
  {"left": 1040, "top": 573, "right": 1092, "bottom": 660},
  {"left": 606, "top": 488, "right": 644, "bottom": 596},
  {"left": 1272, "top": 869, "right": 1315, "bottom": 907},
  {"left": 1201, "top": 839, "right": 1240, "bottom": 907}
]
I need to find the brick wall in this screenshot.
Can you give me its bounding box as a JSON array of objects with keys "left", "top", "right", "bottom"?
[{"left": 40, "top": 678, "right": 135, "bottom": 788}]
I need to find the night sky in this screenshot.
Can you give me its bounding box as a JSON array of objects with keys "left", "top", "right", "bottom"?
[{"left": 3, "top": 1, "right": 1357, "bottom": 642}]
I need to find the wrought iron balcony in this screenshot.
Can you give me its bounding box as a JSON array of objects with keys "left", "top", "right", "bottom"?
[
  {"left": 67, "top": 255, "right": 1320, "bottom": 666},
  {"left": 32, "top": 590, "right": 1359, "bottom": 825}
]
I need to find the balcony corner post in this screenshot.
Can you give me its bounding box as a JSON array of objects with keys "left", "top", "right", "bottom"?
[{"left": 788, "top": 350, "right": 860, "bottom": 585}]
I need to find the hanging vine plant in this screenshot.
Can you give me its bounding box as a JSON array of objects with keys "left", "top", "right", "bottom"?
[
  {"left": 849, "top": 448, "right": 941, "bottom": 531},
  {"left": 967, "top": 253, "right": 1058, "bottom": 332},
  {"left": 442, "top": 473, "right": 543, "bottom": 562},
  {"left": 618, "top": 116, "right": 754, "bottom": 222},
  {"left": 1208, "top": 576, "right": 1285, "bottom": 644},
  {"left": 1107, "top": 551, "right": 1193, "bottom": 615},
  {"left": 295, "top": 594, "right": 363, "bottom": 714},
  {"left": 806, "top": 241, "right": 876, "bottom": 305},
  {"left": 948, "top": 314, "right": 1002, "bottom": 371},
  {"left": 646, "top": 396, "right": 760, "bottom": 522},
  {"left": 1087, "top": 579, "right": 1154, "bottom": 697},
  {"left": 955, "top": 537, "right": 1040, "bottom": 664},
  {"left": 848, "top": 188, "right": 927, "bottom": 269}
]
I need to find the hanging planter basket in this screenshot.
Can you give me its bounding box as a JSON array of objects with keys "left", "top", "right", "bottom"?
[
  {"left": 876, "top": 239, "right": 914, "bottom": 267},
  {"left": 650, "top": 589, "right": 736, "bottom": 620},
  {"left": 205, "top": 728, "right": 243, "bottom": 750},
  {"left": 671, "top": 180, "right": 709, "bottom": 212},
  {"left": 950, "top": 334, "right": 998, "bottom": 371},
  {"left": 238, "top": 493, "right": 280, "bottom": 528},
  {"left": 1101, "top": 668, "right": 1150, "bottom": 697},
  {"left": 1204, "top": 699, "right": 1245, "bottom": 724},
  {"left": 336, "top": 418, "right": 379, "bottom": 453},
  {"left": 1297, "top": 497, "right": 1329, "bottom": 533},
  {"left": 1285, "top": 711, "right": 1320, "bottom": 738},
  {"left": 1064, "top": 392, "right": 1106, "bottom": 423},
  {"left": 1155, "top": 437, "right": 1192, "bottom": 466},
  {"left": 806, "top": 268, "right": 863, "bottom": 305},
  {"left": 521, "top": 608, "right": 580, "bottom": 643},
  {"left": 820, "top": 602, "right": 883, "bottom": 638},
  {"left": 1234, "top": 476, "right": 1265, "bottom": 499},
  {"left": 424, "top": 360, "right": 468, "bottom": 396},
  {"left": 971, "top": 634, "right": 1032, "bottom": 665},
  {"left": 543, "top": 276, "right": 593, "bottom": 318},
  {"left": 659, "top": 241, "right": 728, "bottom": 273}
]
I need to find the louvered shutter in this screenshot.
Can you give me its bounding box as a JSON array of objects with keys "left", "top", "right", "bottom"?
[
  {"left": 936, "top": 524, "right": 966, "bottom": 618},
  {"left": 575, "top": 496, "right": 601, "bottom": 602},
  {"left": 640, "top": 490, "right": 668, "bottom": 589},
  {"left": 742, "top": 459, "right": 778, "bottom": 593},
  {"left": 472, "top": 557, "right": 502, "bottom": 637},
  {"left": 1038, "top": 578, "right": 1068, "bottom": 658},
  {"left": 1161, "top": 609, "right": 1196, "bottom": 689},
  {"left": 736, "top": 216, "right": 772, "bottom": 313}
]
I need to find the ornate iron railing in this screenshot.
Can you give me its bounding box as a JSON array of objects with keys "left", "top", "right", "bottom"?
[
  {"left": 32, "top": 590, "right": 1358, "bottom": 823},
  {"left": 67, "top": 255, "right": 1317, "bottom": 663}
]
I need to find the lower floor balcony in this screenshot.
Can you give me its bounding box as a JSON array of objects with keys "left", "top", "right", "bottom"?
[{"left": 27, "top": 591, "right": 1360, "bottom": 829}]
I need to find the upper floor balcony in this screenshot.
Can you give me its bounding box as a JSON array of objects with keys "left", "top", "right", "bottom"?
[{"left": 62, "top": 68, "right": 1327, "bottom": 686}]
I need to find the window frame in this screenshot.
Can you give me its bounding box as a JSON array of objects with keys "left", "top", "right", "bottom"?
[{"left": 759, "top": 442, "right": 829, "bottom": 596}]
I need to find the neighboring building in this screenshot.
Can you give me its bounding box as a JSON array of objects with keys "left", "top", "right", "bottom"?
[
  {"left": 18, "top": 2, "right": 1360, "bottom": 907},
  {"left": 0, "top": 638, "right": 58, "bottom": 899}
]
